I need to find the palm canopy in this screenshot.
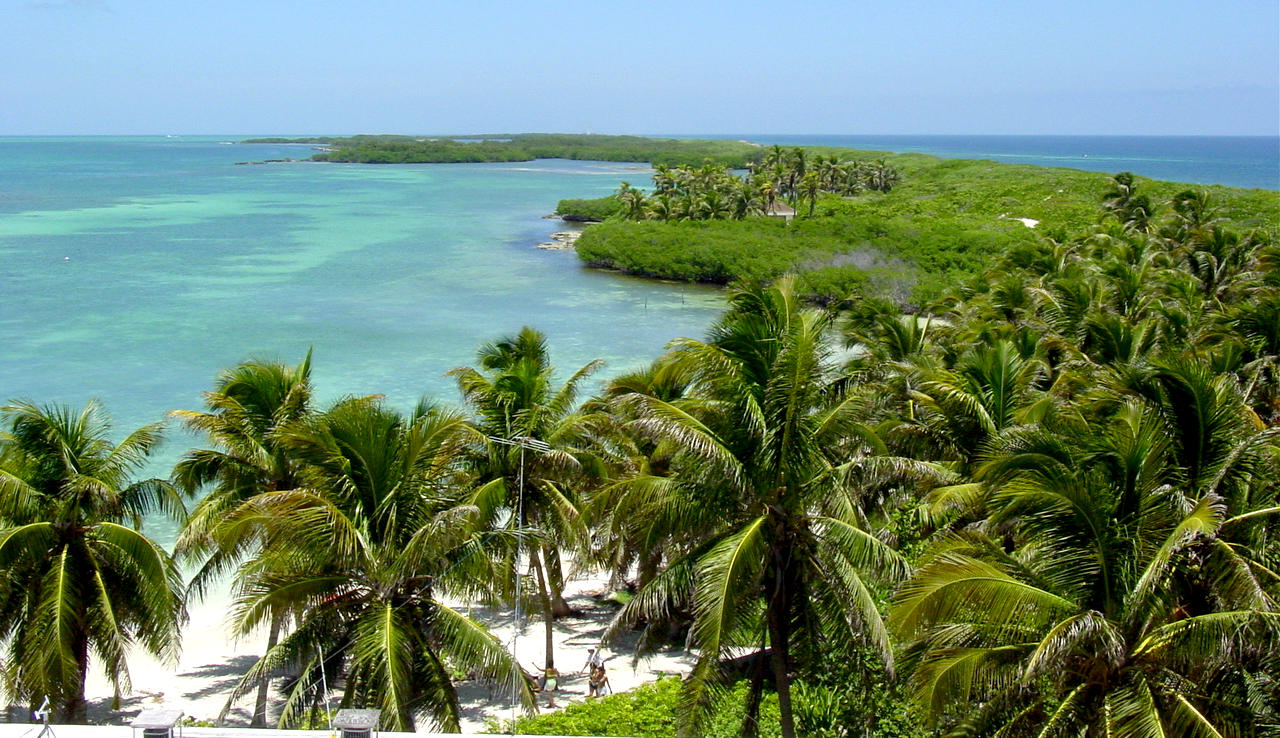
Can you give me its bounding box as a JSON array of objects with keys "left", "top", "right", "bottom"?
[
  {"left": 449, "top": 326, "right": 604, "bottom": 666},
  {"left": 172, "top": 352, "right": 314, "bottom": 597},
  {"left": 891, "top": 389, "right": 1279, "bottom": 735},
  {"left": 606, "top": 279, "right": 921, "bottom": 738},
  {"left": 0, "top": 400, "right": 186, "bottom": 721},
  {"left": 218, "top": 396, "right": 530, "bottom": 732},
  {"left": 170, "top": 353, "right": 316, "bottom": 725}
]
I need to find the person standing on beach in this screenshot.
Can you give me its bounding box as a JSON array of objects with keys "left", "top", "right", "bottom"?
[
  {"left": 529, "top": 664, "right": 560, "bottom": 708},
  {"left": 581, "top": 646, "right": 605, "bottom": 673},
  {"left": 582, "top": 646, "right": 608, "bottom": 698}
]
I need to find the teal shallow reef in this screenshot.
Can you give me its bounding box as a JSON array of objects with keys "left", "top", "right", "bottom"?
[{"left": 0, "top": 137, "right": 724, "bottom": 545}]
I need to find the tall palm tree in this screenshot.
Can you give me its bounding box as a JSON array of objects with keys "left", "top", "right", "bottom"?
[
  {"left": 606, "top": 279, "right": 921, "bottom": 738},
  {"left": 0, "top": 400, "right": 186, "bottom": 722},
  {"left": 219, "top": 396, "right": 531, "bottom": 731},
  {"left": 449, "top": 327, "right": 604, "bottom": 672},
  {"left": 171, "top": 352, "right": 314, "bottom": 726}
]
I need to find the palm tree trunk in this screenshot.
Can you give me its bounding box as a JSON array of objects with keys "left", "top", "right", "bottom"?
[
  {"left": 530, "top": 550, "right": 556, "bottom": 670},
  {"left": 767, "top": 558, "right": 796, "bottom": 738},
  {"left": 738, "top": 648, "right": 767, "bottom": 738},
  {"left": 638, "top": 549, "right": 661, "bottom": 590},
  {"left": 64, "top": 631, "right": 90, "bottom": 723},
  {"left": 251, "top": 613, "right": 282, "bottom": 727},
  {"left": 543, "top": 545, "right": 572, "bottom": 618}
]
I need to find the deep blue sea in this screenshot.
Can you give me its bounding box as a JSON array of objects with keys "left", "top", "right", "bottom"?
[
  {"left": 692, "top": 134, "right": 1280, "bottom": 190},
  {"left": 1, "top": 135, "right": 1275, "bottom": 543}
]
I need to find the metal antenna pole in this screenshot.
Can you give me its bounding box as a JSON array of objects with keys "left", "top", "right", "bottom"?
[
  {"left": 512, "top": 440, "right": 523, "bottom": 733},
  {"left": 487, "top": 435, "right": 550, "bottom": 734}
]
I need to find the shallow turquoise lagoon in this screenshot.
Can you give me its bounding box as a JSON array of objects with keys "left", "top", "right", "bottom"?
[{"left": 0, "top": 138, "right": 724, "bottom": 531}]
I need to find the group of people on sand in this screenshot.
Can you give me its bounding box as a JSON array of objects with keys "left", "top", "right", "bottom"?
[{"left": 527, "top": 646, "right": 612, "bottom": 708}]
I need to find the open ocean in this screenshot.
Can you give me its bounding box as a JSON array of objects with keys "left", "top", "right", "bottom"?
[{"left": 0, "top": 134, "right": 1275, "bottom": 545}]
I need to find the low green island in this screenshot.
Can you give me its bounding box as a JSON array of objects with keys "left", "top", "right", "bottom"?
[
  {"left": 554, "top": 145, "right": 1278, "bottom": 304},
  {"left": 243, "top": 133, "right": 762, "bottom": 167}
]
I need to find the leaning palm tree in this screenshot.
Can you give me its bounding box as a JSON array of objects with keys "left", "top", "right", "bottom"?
[
  {"left": 0, "top": 400, "right": 186, "bottom": 722},
  {"left": 449, "top": 327, "right": 604, "bottom": 672},
  {"left": 219, "top": 396, "right": 531, "bottom": 731},
  {"left": 606, "top": 279, "right": 922, "bottom": 738},
  {"left": 171, "top": 352, "right": 314, "bottom": 726}
]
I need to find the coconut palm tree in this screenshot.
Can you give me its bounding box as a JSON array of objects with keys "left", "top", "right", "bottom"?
[
  {"left": 606, "top": 279, "right": 925, "bottom": 738},
  {"left": 219, "top": 397, "right": 531, "bottom": 731},
  {"left": 891, "top": 389, "right": 1278, "bottom": 735},
  {"left": 0, "top": 400, "right": 186, "bottom": 722},
  {"left": 171, "top": 353, "right": 314, "bottom": 726},
  {"left": 616, "top": 182, "right": 648, "bottom": 220},
  {"left": 449, "top": 327, "right": 604, "bottom": 672}
]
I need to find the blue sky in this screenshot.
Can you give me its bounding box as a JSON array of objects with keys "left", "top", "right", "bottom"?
[{"left": 4, "top": 0, "right": 1277, "bottom": 135}]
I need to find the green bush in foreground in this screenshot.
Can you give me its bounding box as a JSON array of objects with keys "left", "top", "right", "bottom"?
[
  {"left": 493, "top": 673, "right": 919, "bottom": 738},
  {"left": 494, "top": 677, "right": 785, "bottom": 738},
  {"left": 492, "top": 677, "right": 681, "bottom": 737}
]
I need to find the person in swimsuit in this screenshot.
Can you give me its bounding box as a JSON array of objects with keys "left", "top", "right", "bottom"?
[
  {"left": 582, "top": 647, "right": 608, "bottom": 697},
  {"left": 528, "top": 664, "right": 560, "bottom": 707}
]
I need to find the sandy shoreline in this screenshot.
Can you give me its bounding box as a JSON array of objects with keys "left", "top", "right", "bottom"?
[{"left": 72, "top": 571, "right": 693, "bottom": 734}]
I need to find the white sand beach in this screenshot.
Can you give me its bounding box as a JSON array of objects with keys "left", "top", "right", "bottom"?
[{"left": 79, "top": 572, "right": 694, "bottom": 734}]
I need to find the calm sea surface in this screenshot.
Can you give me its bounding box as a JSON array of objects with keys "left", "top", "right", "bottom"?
[
  {"left": 697, "top": 134, "right": 1280, "bottom": 190},
  {"left": 0, "top": 136, "right": 722, "bottom": 542},
  {"left": 1, "top": 135, "right": 1275, "bottom": 544}
]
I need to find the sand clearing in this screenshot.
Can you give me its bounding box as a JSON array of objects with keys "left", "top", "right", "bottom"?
[{"left": 78, "top": 571, "right": 694, "bottom": 733}]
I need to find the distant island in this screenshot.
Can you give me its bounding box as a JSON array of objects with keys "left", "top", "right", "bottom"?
[{"left": 241, "top": 133, "right": 762, "bottom": 167}]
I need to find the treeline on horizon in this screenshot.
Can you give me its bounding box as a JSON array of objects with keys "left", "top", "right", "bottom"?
[
  {"left": 2, "top": 182, "right": 1278, "bottom": 737},
  {"left": 242, "top": 133, "right": 766, "bottom": 167}
]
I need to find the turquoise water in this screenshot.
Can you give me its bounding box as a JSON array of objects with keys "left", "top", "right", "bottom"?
[{"left": 0, "top": 137, "right": 724, "bottom": 529}]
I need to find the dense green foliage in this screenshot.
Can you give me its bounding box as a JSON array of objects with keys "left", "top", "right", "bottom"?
[
  {"left": 555, "top": 195, "right": 622, "bottom": 221},
  {"left": 0, "top": 402, "right": 186, "bottom": 722},
  {"left": 606, "top": 149, "right": 901, "bottom": 223},
  {"left": 575, "top": 158, "right": 1278, "bottom": 303},
  {"left": 501, "top": 677, "right": 787, "bottom": 738},
  {"left": 606, "top": 147, "right": 901, "bottom": 221},
  {"left": 576, "top": 215, "right": 1032, "bottom": 302},
  {"left": 259, "top": 133, "right": 765, "bottom": 167}
]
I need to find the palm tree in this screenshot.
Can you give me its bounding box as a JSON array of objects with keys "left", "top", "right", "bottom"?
[
  {"left": 800, "top": 171, "right": 822, "bottom": 217},
  {"left": 606, "top": 279, "right": 922, "bottom": 738},
  {"left": 616, "top": 182, "right": 648, "bottom": 221},
  {"left": 171, "top": 352, "right": 314, "bottom": 726},
  {"left": 219, "top": 397, "right": 531, "bottom": 731},
  {"left": 1102, "top": 171, "right": 1157, "bottom": 233},
  {"left": 581, "top": 356, "right": 696, "bottom": 598},
  {"left": 0, "top": 400, "right": 186, "bottom": 722},
  {"left": 891, "top": 390, "right": 1278, "bottom": 734},
  {"left": 449, "top": 327, "right": 604, "bottom": 672}
]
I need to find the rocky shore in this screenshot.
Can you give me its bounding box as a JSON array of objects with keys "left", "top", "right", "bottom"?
[{"left": 536, "top": 229, "right": 584, "bottom": 250}]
